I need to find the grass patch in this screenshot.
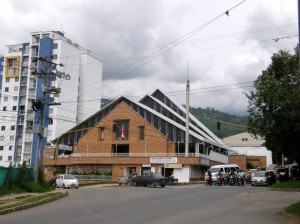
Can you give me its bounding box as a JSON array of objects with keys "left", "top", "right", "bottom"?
[
  {"left": 285, "top": 201, "right": 300, "bottom": 217},
  {"left": 0, "top": 192, "right": 67, "bottom": 212},
  {"left": 0, "top": 181, "right": 51, "bottom": 197},
  {"left": 0, "top": 186, "right": 25, "bottom": 197},
  {"left": 270, "top": 180, "right": 300, "bottom": 189}
]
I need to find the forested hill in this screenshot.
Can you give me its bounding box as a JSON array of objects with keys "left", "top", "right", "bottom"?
[
  {"left": 101, "top": 99, "right": 248, "bottom": 138},
  {"left": 189, "top": 107, "right": 248, "bottom": 138}
]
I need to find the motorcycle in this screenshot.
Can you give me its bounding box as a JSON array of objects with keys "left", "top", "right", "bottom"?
[
  {"left": 167, "top": 177, "right": 178, "bottom": 185},
  {"left": 205, "top": 175, "right": 212, "bottom": 186},
  {"left": 229, "top": 174, "right": 236, "bottom": 186},
  {"left": 237, "top": 176, "right": 244, "bottom": 186},
  {"left": 215, "top": 174, "right": 222, "bottom": 186}
]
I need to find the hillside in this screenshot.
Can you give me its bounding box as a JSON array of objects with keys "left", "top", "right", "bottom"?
[{"left": 189, "top": 107, "right": 248, "bottom": 138}]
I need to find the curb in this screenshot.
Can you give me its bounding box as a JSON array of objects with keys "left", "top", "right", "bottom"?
[
  {"left": 0, "top": 191, "right": 68, "bottom": 215},
  {"left": 267, "top": 188, "right": 300, "bottom": 192}
]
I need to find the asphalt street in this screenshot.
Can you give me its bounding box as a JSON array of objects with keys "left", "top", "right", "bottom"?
[{"left": 1, "top": 184, "right": 299, "bottom": 224}]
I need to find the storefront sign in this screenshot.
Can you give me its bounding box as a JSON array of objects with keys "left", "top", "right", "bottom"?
[
  {"left": 201, "top": 158, "right": 209, "bottom": 165},
  {"left": 142, "top": 164, "right": 151, "bottom": 167},
  {"left": 58, "top": 144, "right": 73, "bottom": 151},
  {"left": 150, "top": 157, "right": 178, "bottom": 164},
  {"left": 164, "top": 163, "right": 182, "bottom": 168}
]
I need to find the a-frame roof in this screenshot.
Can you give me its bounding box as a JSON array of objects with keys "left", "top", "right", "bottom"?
[{"left": 55, "top": 90, "right": 234, "bottom": 152}]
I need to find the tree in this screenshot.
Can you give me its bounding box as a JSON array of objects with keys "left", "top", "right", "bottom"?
[{"left": 245, "top": 45, "right": 300, "bottom": 166}]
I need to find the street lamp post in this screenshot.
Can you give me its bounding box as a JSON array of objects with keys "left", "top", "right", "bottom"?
[
  {"left": 177, "top": 141, "right": 180, "bottom": 156},
  {"left": 86, "top": 143, "right": 89, "bottom": 157}
]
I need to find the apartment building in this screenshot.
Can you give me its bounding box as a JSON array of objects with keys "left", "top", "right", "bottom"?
[
  {"left": 43, "top": 90, "right": 236, "bottom": 183},
  {"left": 0, "top": 31, "right": 103, "bottom": 168}
]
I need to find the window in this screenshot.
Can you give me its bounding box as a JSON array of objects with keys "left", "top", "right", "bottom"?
[
  {"left": 15, "top": 77, "right": 19, "bottom": 82},
  {"left": 9, "top": 145, "right": 12, "bottom": 150},
  {"left": 115, "top": 121, "right": 129, "bottom": 140},
  {"left": 12, "top": 106, "right": 17, "bottom": 111},
  {"left": 100, "top": 127, "right": 105, "bottom": 140},
  {"left": 51, "top": 54, "right": 57, "bottom": 60},
  {"left": 242, "top": 138, "right": 248, "bottom": 142},
  {"left": 42, "top": 33, "right": 50, "bottom": 39},
  {"left": 4, "top": 87, "right": 9, "bottom": 92},
  {"left": 14, "top": 86, "right": 18, "bottom": 91},
  {"left": 49, "top": 108, "right": 54, "bottom": 114},
  {"left": 4, "top": 97, "right": 8, "bottom": 102},
  {"left": 6, "top": 78, "right": 9, "bottom": 82},
  {"left": 8, "top": 156, "right": 12, "bottom": 161},
  {"left": 11, "top": 125, "right": 15, "bottom": 130},
  {"left": 0, "top": 136, "right": 4, "bottom": 141},
  {"left": 139, "top": 126, "right": 145, "bottom": 140},
  {"left": 10, "top": 136, "right": 14, "bottom": 141},
  {"left": 0, "top": 156, "right": 2, "bottom": 161},
  {"left": 1, "top": 126, "right": 5, "bottom": 131},
  {"left": 53, "top": 43, "right": 58, "bottom": 49},
  {"left": 3, "top": 106, "right": 7, "bottom": 111},
  {"left": 49, "top": 97, "right": 54, "bottom": 103},
  {"left": 48, "top": 118, "right": 53, "bottom": 125},
  {"left": 8, "top": 58, "right": 17, "bottom": 75},
  {"left": 13, "top": 96, "right": 18, "bottom": 101},
  {"left": 0, "top": 146, "right": 3, "bottom": 151}
]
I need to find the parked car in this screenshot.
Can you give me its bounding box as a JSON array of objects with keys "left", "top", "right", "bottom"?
[
  {"left": 55, "top": 174, "right": 79, "bottom": 189},
  {"left": 276, "top": 167, "right": 289, "bottom": 182},
  {"left": 118, "top": 175, "right": 130, "bottom": 185},
  {"left": 131, "top": 173, "right": 167, "bottom": 188},
  {"left": 251, "top": 171, "right": 271, "bottom": 186}
]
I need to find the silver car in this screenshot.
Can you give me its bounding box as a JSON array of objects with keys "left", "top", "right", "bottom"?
[
  {"left": 251, "top": 171, "right": 270, "bottom": 186},
  {"left": 55, "top": 174, "right": 79, "bottom": 189}
]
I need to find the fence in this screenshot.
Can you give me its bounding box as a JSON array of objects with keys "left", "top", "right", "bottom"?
[
  {"left": 74, "top": 175, "right": 112, "bottom": 182},
  {"left": 0, "top": 167, "right": 34, "bottom": 187}
]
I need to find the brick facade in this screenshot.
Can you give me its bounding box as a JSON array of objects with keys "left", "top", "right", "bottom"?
[{"left": 229, "top": 155, "right": 266, "bottom": 171}]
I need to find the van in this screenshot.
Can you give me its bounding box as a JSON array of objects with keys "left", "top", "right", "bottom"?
[{"left": 205, "top": 164, "right": 240, "bottom": 182}]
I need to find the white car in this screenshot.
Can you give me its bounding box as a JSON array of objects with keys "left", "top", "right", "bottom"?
[{"left": 55, "top": 174, "right": 79, "bottom": 189}]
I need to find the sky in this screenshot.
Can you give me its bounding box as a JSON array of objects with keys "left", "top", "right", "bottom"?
[{"left": 0, "top": 0, "right": 298, "bottom": 116}]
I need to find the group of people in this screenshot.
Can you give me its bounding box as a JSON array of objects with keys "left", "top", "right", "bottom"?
[{"left": 206, "top": 169, "right": 246, "bottom": 185}]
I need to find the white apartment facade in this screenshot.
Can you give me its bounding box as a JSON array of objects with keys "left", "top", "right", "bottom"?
[
  {"left": 224, "top": 132, "right": 273, "bottom": 166},
  {"left": 0, "top": 31, "right": 103, "bottom": 168}
]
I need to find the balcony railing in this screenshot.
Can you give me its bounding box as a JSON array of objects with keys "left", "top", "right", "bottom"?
[{"left": 44, "top": 152, "right": 211, "bottom": 159}]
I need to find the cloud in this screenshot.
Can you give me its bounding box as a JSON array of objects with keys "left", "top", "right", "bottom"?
[{"left": 0, "top": 0, "right": 297, "bottom": 116}]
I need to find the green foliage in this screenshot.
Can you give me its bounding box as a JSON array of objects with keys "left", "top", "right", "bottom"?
[
  {"left": 247, "top": 162, "right": 258, "bottom": 169},
  {"left": 19, "top": 180, "right": 50, "bottom": 193},
  {"left": 189, "top": 107, "right": 247, "bottom": 138},
  {"left": 245, "top": 45, "right": 300, "bottom": 166},
  {"left": 37, "top": 163, "right": 46, "bottom": 185}
]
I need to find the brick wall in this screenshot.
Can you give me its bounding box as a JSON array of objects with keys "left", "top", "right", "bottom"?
[{"left": 229, "top": 155, "right": 266, "bottom": 170}]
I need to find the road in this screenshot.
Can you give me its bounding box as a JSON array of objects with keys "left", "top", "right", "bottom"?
[{"left": 1, "top": 184, "right": 299, "bottom": 224}]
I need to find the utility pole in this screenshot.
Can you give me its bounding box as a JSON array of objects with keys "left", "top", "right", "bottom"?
[
  {"left": 185, "top": 79, "right": 190, "bottom": 157},
  {"left": 32, "top": 56, "right": 67, "bottom": 182}
]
